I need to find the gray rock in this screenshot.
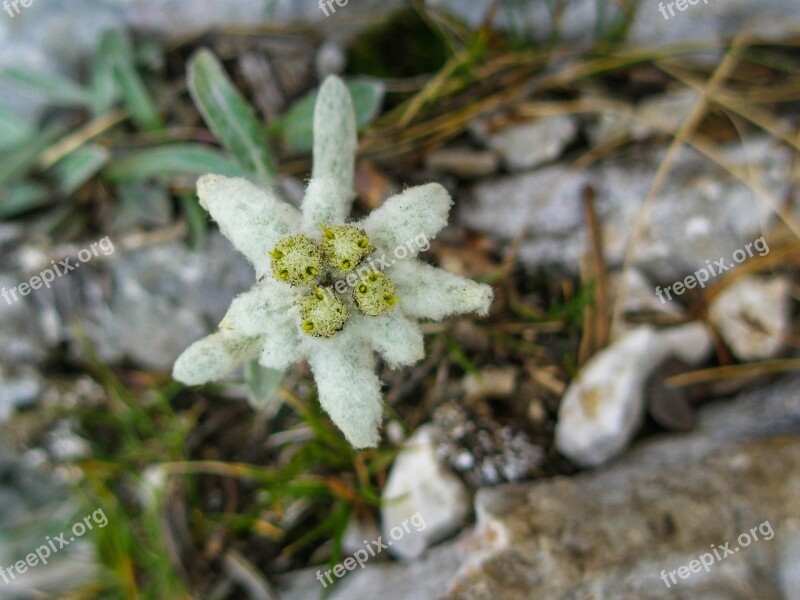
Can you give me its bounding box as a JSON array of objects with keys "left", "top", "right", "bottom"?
[
  {"left": 632, "top": 89, "right": 701, "bottom": 139},
  {"left": 460, "top": 136, "right": 792, "bottom": 282},
  {"left": 78, "top": 232, "right": 253, "bottom": 371},
  {"left": 1, "top": 229, "right": 253, "bottom": 372},
  {"left": 426, "top": 0, "right": 800, "bottom": 51},
  {"left": 0, "top": 367, "right": 41, "bottom": 423},
  {"left": 780, "top": 533, "right": 800, "bottom": 600},
  {"left": 279, "top": 375, "right": 800, "bottom": 599},
  {"left": 432, "top": 402, "right": 545, "bottom": 488},
  {"left": 315, "top": 40, "right": 346, "bottom": 79},
  {"left": 0, "top": 273, "right": 48, "bottom": 367},
  {"left": 476, "top": 115, "right": 577, "bottom": 171}
]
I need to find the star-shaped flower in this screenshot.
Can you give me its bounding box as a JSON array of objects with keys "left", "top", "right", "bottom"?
[{"left": 173, "top": 76, "right": 493, "bottom": 448}]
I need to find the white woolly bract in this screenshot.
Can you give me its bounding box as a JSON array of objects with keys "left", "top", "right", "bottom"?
[
  {"left": 197, "top": 174, "right": 301, "bottom": 278},
  {"left": 390, "top": 259, "right": 494, "bottom": 320},
  {"left": 348, "top": 311, "right": 424, "bottom": 368},
  {"left": 359, "top": 183, "right": 451, "bottom": 257},
  {"left": 173, "top": 333, "right": 262, "bottom": 385},
  {"left": 303, "top": 328, "right": 383, "bottom": 448},
  {"left": 219, "top": 280, "right": 297, "bottom": 338},
  {"left": 312, "top": 77, "right": 356, "bottom": 204}
]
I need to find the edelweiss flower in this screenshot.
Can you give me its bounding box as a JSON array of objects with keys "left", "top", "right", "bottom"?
[{"left": 173, "top": 76, "right": 493, "bottom": 448}]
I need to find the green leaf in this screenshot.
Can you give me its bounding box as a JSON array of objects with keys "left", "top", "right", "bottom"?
[
  {"left": 104, "top": 144, "right": 244, "bottom": 181},
  {"left": 0, "top": 68, "right": 92, "bottom": 107},
  {"left": 187, "top": 49, "right": 276, "bottom": 186},
  {"left": 178, "top": 194, "right": 208, "bottom": 249},
  {"left": 276, "top": 78, "right": 385, "bottom": 152},
  {"left": 89, "top": 42, "right": 121, "bottom": 116},
  {"left": 0, "top": 182, "right": 52, "bottom": 218},
  {"left": 99, "top": 29, "right": 162, "bottom": 131},
  {"left": 245, "top": 361, "right": 285, "bottom": 414},
  {"left": 0, "top": 126, "right": 62, "bottom": 186},
  {"left": 0, "top": 107, "right": 34, "bottom": 151},
  {"left": 52, "top": 144, "right": 110, "bottom": 194}
]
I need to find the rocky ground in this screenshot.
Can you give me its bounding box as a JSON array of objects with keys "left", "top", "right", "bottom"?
[{"left": 0, "top": 1, "right": 799, "bottom": 599}]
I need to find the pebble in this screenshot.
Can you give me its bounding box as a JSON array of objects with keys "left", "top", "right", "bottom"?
[{"left": 381, "top": 425, "right": 470, "bottom": 560}]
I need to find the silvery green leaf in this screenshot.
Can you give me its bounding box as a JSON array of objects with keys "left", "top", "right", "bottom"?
[
  {"left": 0, "top": 126, "right": 62, "bottom": 186},
  {"left": 0, "top": 182, "right": 51, "bottom": 218},
  {"left": 245, "top": 361, "right": 285, "bottom": 415},
  {"left": 188, "top": 49, "right": 277, "bottom": 186},
  {"left": 52, "top": 144, "right": 110, "bottom": 194},
  {"left": 104, "top": 144, "right": 244, "bottom": 181},
  {"left": 99, "top": 29, "right": 162, "bottom": 131},
  {"left": 0, "top": 67, "right": 92, "bottom": 107},
  {"left": 0, "top": 106, "right": 33, "bottom": 151}
]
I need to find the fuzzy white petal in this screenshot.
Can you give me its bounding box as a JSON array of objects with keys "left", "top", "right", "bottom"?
[
  {"left": 349, "top": 312, "right": 424, "bottom": 368},
  {"left": 304, "top": 328, "right": 383, "bottom": 448},
  {"left": 302, "top": 175, "right": 352, "bottom": 231},
  {"left": 259, "top": 324, "right": 304, "bottom": 370},
  {"left": 389, "top": 259, "right": 494, "bottom": 320},
  {"left": 359, "top": 183, "right": 451, "bottom": 258},
  {"left": 197, "top": 175, "right": 301, "bottom": 277},
  {"left": 219, "top": 280, "right": 297, "bottom": 338},
  {"left": 311, "top": 76, "right": 356, "bottom": 213},
  {"left": 173, "top": 332, "right": 262, "bottom": 385}
]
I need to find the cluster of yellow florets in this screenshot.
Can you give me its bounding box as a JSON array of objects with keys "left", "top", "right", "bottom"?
[{"left": 268, "top": 225, "right": 398, "bottom": 338}]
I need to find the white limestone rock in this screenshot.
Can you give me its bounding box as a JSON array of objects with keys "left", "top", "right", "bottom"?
[
  {"left": 708, "top": 275, "right": 791, "bottom": 361},
  {"left": 479, "top": 115, "right": 577, "bottom": 171},
  {"left": 555, "top": 322, "right": 712, "bottom": 467},
  {"left": 381, "top": 425, "right": 470, "bottom": 560}
]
